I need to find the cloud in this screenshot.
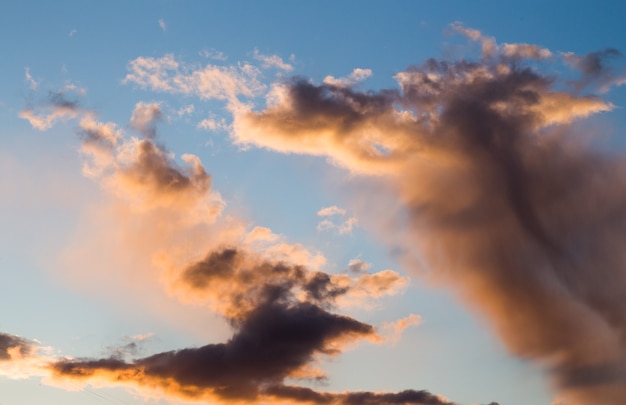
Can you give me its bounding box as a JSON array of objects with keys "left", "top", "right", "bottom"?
[
  {"left": 19, "top": 91, "right": 81, "bottom": 131},
  {"left": 382, "top": 314, "right": 422, "bottom": 345},
  {"left": 318, "top": 205, "right": 347, "bottom": 217},
  {"left": 348, "top": 259, "right": 370, "bottom": 274},
  {"left": 176, "top": 103, "right": 195, "bottom": 117},
  {"left": 24, "top": 67, "right": 38, "bottom": 91},
  {"left": 0, "top": 333, "right": 33, "bottom": 361},
  {"left": 323, "top": 68, "right": 373, "bottom": 87},
  {"left": 200, "top": 49, "right": 228, "bottom": 61},
  {"left": 197, "top": 116, "right": 228, "bottom": 132},
  {"left": 169, "top": 246, "right": 405, "bottom": 318},
  {"left": 47, "top": 263, "right": 434, "bottom": 405},
  {"left": 158, "top": 18, "right": 166, "bottom": 32},
  {"left": 563, "top": 48, "right": 626, "bottom": 92},
  {"left": 316, "top": 205, "right": 358, "bottom": 235},
  {"left": 227, "top": 26, "right": 626, "bottom": 405},
  {"left": 0, "top": 333, "right": 51, "bottom": 379},
  {"left": 253, "top": 48, "right": 294, "bottom": 71},
  {"left": 451, "top": 22, "right": 553, "bottom": 62},
  {"left": 317, "top": 217, "right": 358, "bottom": 235},
  {"left": 129, "top": 101, "right": 163, "bottom": 139},
  {"left": 123, "top": 54, "right": 265, "bottom": 106},
  {"left": 49, "top": 309, "right": 450, "bottom": 405},
  {"left": 68, "top": 29, "right": 77, "bottom": 37}
]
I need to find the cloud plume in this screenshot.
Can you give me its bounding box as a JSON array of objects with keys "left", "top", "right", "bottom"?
[{"left": 229, "top": 26, "right": 626, "bottom": 405}]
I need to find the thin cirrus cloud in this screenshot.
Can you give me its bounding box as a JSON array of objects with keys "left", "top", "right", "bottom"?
[
  {"left": 227, "top": 24, "right": 626, "bottom": 405},
  {"left": 13, "top": 90, "right": 435, "bottom": 405}
]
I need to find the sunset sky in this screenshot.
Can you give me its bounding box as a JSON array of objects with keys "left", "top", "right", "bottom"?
[{"left": 2, "top": 2, "right": 626, "bottom": 405}]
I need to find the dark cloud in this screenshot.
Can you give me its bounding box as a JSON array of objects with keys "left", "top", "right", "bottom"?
[
  {"left": 0, "top": 333, "right": 32, "bottom": 360},
  {"left": 231, "top": 29, "right": 626, "bottom": 405},
  {"left": 51, "top": 287, "right": 396, "bottom": 403},
  {"left": 50, "top": 245, "right": 428, "bottom": 404},
  {"left": 121, "top": 139, "right": 211, "bottom": 196},
  {"left": 266, "top": 385, "right": 456, "bottom": 405},
  {"left": 574, "top": 48, "right": 622, "bottom": 77},
  {"left": 180, "top": 248, "right": 354, "bottom": 317},
  {"left": 50, "top": 297, "right": 451, "bottom": 404},
  {"left": 48, "top": 90, "right": 80, "bottom": 110},
  {"left": 565, "top": 48, "right": 626, "bottom": 92}
]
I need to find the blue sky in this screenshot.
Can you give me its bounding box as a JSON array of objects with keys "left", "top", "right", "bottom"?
[{"left": 1, "top": 2, "right": 626, "bottom": 405}]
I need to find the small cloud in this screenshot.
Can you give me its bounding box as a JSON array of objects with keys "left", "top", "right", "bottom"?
[
  {"left": 197, "top": 117, "right": 228, "bottom": 132},
  {"left": 381, "top": 314, "right": 422, "bottom": 345},
  {"left": 200, "top": 49, "right": 228, "bottom": 61},
  {"left": 158, "top": 18, "right": 167, "bottom": 32},
  {"left": 24, "top": 68, "right": 38, "bottom": 91},
  {"left": 323, "top": 68, "right": 373, "bottom": 87},
  {"left": 317, "top": 205, "right": 346, "bottom": 217},
  {"left": 129, "top": 101, "right": 162, "bottom": 139},
  {"left": 69, "top": 29, "right": 77, "bottom": 37},
  {"left": 62, "top": 82, "right": 87, "bottom": 96},
  {"left": 253, "top": 49, "right": 293, "bottom": 71},
  {"left": 131, "top": 333, "right": 154, "bottom": 342},
  {"left": 316, "top": 206, "right": 357, "bottom": 235},
  {"left": 176, "top": 104, "right": 195, "bottom": 117},
  {"left": 348, "top": 259, "right": 370, "bottom": 274},
  {"left": 19, "top": 90, "right": 81, "bottom": 131},
  {"left": 336, "top": 216, "right": 358, "bottom": 234}
]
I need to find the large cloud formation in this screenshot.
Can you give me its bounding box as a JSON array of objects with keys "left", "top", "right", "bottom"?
[
  {"left": 228, "top": 25, "right": 626, "bottom": 405},
  {"left": 17, "top": 96, "right": 444, "bottom": 404}
]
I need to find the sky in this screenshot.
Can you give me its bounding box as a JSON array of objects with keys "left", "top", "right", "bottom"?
[{"left": 2, "top": 1, "right": 626, "bottom": 405}]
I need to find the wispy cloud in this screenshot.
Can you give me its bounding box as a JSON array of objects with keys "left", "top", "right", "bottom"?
[
  {"left": 382, "top": 314, "right": 422, "bottom": 345},
  {"left": 123, "top": 54, "right": 265, "bottom": 107},
  {"left": 24, "top": 67, "right": 38, "bottom": 91},
  {"left": 252, "top": 48, "right": 294, "bottom": 71},
  {"left": 158, "top": 18, "right": 166, "bottom": 32},
  {"left": 175, "top": 103, "right": 195, "bottom": 117},
  {"left": 316, "top": 205, "right": 358, "bottom": 235},
  {"left": 197, "top": 116, "right": 228, "bottom": 132},
  {"left": 199, "top": 49, "right": 228, "bottom": 61},
  {"left": 19, "top": 91, "right": 81, "bottom": 131}
]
